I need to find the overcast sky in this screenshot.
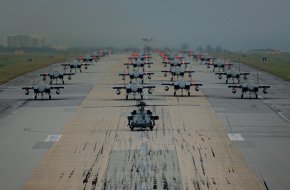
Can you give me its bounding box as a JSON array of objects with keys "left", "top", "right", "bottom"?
[{"left": 1, "top": 0, "right": 290, "bottom": 50}]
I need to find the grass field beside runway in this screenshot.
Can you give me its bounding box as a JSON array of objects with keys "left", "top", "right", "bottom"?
[
  {"left": 0, "top": 53, "right": 81, "bottom": 84},
  {"left": 212, "top": 51, "right": 290, "bottom": 82}
]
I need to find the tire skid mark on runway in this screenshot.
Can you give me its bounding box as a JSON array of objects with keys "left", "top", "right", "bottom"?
[{"left": 0, "top": 99, "right": 28, "bottom": 126}]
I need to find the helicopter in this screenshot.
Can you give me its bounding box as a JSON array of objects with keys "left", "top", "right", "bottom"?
[{"left": 127, "top": 101, "right": 159, "bottom": 131}]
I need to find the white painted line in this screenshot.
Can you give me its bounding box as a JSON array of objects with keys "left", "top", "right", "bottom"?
[
  {"left": 277, "top": 112, "right": 290, "bottom": 123},
  {"left": 228, "top": 133, "right": 245, "bottom": 141},
  {"left": 44, "top": 134, "right": 62, "bottom": 142}
]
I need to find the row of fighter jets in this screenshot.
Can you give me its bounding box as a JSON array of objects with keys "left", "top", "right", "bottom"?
[
  {"left": 113, "top": 51, "right": 203, "bottom": 99},
  {"left": 185, "top": 51, "right": 271, "bottom": 99},
  {"left": 22, "top": 51, "right": 107, "bottom": 99}
]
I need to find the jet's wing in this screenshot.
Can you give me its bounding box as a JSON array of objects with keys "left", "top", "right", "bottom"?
[
  {"left": 40, "top": 73, "right": 49, "bottom": 77},
  {"left": 113, "top": 86, "right": 126, "bottom": 89},
  {"left": 239, "top": 72, "right": 250, "bottom": 76},
  {"left": 190, "top": 82, "right": 203, "bottom": 87},
  {"left": 184, "top": 70, "right": 195, "bottom": 73},
  {"left": 162, "top": 82, "right": 174, "bottom": 86},
  {"left": 228, "top": 85, "right": 242, "bottom": 88},
  {"left": 150, "top": 115, "right": 159, "bottom": 120},
  {"left": 215, "top": 72, "right": 226, "bottom": 75},
  {"left": 22, "top": 86, "right": 34, "bottom": 90},
  {"left": 63, "top": 73, "right": 75, "bottom": 76},
  {"left": 61, "top": 63, "right": 70, "bottom": 66},
  {"left": 205, "top": 62, "right": 214, "bottom": 66},
  {"left": 144, "top": 62, "right": 153, "bottom": 65},
  {"left": 50, "top": 86, "right": 64, "bottom": 89},
  {"left": 225, "top": 63, "right": 233, "bottom": 66},
  {"left": 119, "top": 73, "right": 129, "bottom": 76},
  {"left": 142, "top": 85, "right": 156, "bottom": 89},
  {"left": 82, "top": 62, "right": 91, "bottom": 66},
  {"left": 143, "top": 72, "right": 154, "bottom": 75},
  {"left": 258, "top": 85, "right": 270, "bottom": 89}
]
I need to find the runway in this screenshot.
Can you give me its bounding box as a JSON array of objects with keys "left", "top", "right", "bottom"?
[{"left": 0, "top": 53, "right": 289, "bottom": 189}]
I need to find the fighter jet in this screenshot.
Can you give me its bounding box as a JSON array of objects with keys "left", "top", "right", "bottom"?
[
  {"left": 228, "top": 80, "right": 270, "bottom": 99},
  {"left": 128, "top": 55, "right": 152, "bottom": 62},
  {"left": 127, "top": 101, "right": 159, "bottom": 131},
  {"left": 88, "top": 53, "right": 101, "bottom": 61},
  {"left": 161, "top": 66, "right": 194, "bottom": 81},
  {"left": 61, "top": 60, "right": 90, "bottom": 73},
  {"left": 163, "top": 54, "right": 185, "bottom": 62},
  {"left": 40, "top": 70, "right": 75, "bottom": 84},
  {"left": 113, "top": 82, "right": 155, "bottom": 100},
  {"left": 192, "top": 52, "right": 214, "bottom": 62},
  {"left": 162, "top": 79, "right": 203, "bottom": 96},
  {"left": 124, "top": 58, "right": 153, "bottom": 71},
  {"left": 22, "top": 81, "right": 64, "bottom": 100},
  {"left": 79, "top": 55, "right": 94, "bottom": 62},
  {"left": 206, "top": 59, "right": 233, "bottom": 72},
  {"left": 215, "top": 68, "right": 250, "bottom": 84},
  {"left": 119, "top": 69, "right": 154, "bottom": 84},
  {"left": 162, "top": 58, "right": 190, "bottom": 68},
  {"left": 128, "top": 50, "right": 151, "bottom": 61}
]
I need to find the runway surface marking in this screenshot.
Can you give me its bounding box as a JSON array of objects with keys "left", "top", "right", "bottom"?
[
  {"left": 228, "top": 134, "right": 245, "bottom": 141},
  {"left": 44, "top": 135, "right": 62, "bottom": 142}
]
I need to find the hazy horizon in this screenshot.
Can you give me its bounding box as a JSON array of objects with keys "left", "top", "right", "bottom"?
[{"left": 1, "top": 0, "right": 290, "bottom": 51}]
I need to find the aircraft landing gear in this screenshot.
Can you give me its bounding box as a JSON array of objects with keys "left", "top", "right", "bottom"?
[
  {"left": 50, "top": 80, "right": 52, "bottom": 85},
  {"left": 126, "top": 94, "right": 129, "bottom": 100},
  {"left": 49, "top": 94, "right": 52, "bottom": 100},
  {"left": 188, "top": 91, "right": 190, "bottom": 96},
  {"left": 241, "top": 93, "right": 244, "bottom": 99},
  {"left": 141, "top": 94, "right": 143, "bottom": 100},
  {"left": 62, "top": 79, "right": 64, "bottom": 84},
  {"left": 149, "top": 126, "right": 153, "bottom": 131},
  {"left": 255, "top": 93, "right": 258, "bottom": 99},
  {"left": 174, "top": 91, "right": 176, "bottom": 96},
  {"left": 34, "top": 94, "right": 37, "bottom": 100},
  {"left": 130, "top": 126, "right": 134, "bottom": 131}
]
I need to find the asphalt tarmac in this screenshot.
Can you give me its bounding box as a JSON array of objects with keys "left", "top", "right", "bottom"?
[{"left": 0, "top": 53, "right": 289, "bottom": 189}]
